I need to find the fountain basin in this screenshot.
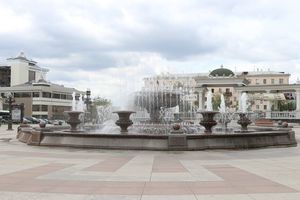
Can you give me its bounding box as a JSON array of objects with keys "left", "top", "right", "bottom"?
[{"left": 17, "top": 126, "right": 297, "bottom": 150}]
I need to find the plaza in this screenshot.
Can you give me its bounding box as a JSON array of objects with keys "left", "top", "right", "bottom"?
[{"left": 0, "top": 124, "right": 300, "bottom": 199}]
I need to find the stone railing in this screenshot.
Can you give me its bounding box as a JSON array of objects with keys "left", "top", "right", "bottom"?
[{"left": 268, "top": 111, "right": 297, "bottom": 119}]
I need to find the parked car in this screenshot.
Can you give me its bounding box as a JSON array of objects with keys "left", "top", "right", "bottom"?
[
  {"left": 22, "top": 117, "right": 32, "bottom": 124},
  {"left": 23, "top": 116, "right": 40, "bottom": 124}
]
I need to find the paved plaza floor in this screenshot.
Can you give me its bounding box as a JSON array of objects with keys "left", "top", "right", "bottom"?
[{"left": 0, "top": 124, "right": 300, "bottom": 199}]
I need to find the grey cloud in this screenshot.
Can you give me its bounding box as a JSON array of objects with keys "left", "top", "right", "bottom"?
[{"left": 0, "top": 0, "right": 300, "bottom": 72}]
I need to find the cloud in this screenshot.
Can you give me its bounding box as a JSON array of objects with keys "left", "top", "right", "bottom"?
[{"left": 1, "top": 0, "right": 300, "bottom": 105}]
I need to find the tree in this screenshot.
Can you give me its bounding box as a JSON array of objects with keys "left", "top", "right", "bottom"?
[
  {"left": 212, "top": 94, "right": 221, "bottom": 111},
  {"left": 89, "top": 96, "right": 112, "bottom": 123}
]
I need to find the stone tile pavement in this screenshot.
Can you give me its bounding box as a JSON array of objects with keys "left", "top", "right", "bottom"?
[{"left": 0, "top": 124, "right": 300, "bottom": 199}]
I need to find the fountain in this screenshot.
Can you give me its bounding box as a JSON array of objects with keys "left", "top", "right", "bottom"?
[
  {"left": 135, "top": 90, "right": 180, "bottom": 123},
  {"left": 16, "top": 76, "right": 297, "bottom": 150},
  {"left": 217, "top": 94, "right": 234, "bottom": 131},
  {"left": 198, "top": 91, "right": 219, "bottom": 133},
  {"left": 113, "top": 111, "right": 136, "bottom": 133},
  {"left": 64, "top": 92, "right": 83, "bottom": 132},
  {"left": 237, "top": 93, "right": 252, "bottom": 131}
]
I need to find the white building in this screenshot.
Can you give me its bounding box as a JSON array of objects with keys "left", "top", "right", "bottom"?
[{"left": 0, "top": 52, "right": 84, "bottom": 119}]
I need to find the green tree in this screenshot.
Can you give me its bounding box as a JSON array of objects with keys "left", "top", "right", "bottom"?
[
  {"left": 89, "top": 96, "right": 112, "bottom": 123},
  {"left": 212, "top": 94, "right": 221, "bottom": 111}
]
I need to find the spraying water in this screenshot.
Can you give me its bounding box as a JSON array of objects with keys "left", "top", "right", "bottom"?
[
  {"left": 219, "top": 94, "right": 226, "bottom": 113},
  {"left": 206, "top": 91, "right": 213, "bottom": 111},
  {"left": 240, "top": 92, "right": 248, "bottom": 113},
  {"left": 72, "top": 92, "right": 77, "bottom": 111}
]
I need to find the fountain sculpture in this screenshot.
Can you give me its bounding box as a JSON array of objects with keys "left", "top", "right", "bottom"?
[
  {"left": 64, "top": 92, "right": 83, "bottom": 132},
  {"left": 237, "top": 92, "right": 252, "bottom": 131},
  {"left": 113, "top": 111, "right": 136, "bottom": 133},
  {"left": 218, "top": 94, "right": 234, "bottom": 131},
  {"left": 198, "top": 91, "right": 219, "bottom": 133}
]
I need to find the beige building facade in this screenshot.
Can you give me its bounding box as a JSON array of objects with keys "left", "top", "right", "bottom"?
[{"left": 143, "top": 66, "right": 293, "bottom": 112}]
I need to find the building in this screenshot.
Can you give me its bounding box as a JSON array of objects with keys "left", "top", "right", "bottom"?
[
  {"left": 142, "top": 66, "right": 299, "bottom": 117},
  {"left": 0, "top": 52, "right": 84, "bottom": 120}
]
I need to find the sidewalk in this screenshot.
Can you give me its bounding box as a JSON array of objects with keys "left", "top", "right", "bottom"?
[{"left": 0, "top": 125, "right": 300, "bottom": 199}]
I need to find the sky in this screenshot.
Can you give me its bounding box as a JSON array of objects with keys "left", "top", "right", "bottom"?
[{"left": 1, "top": 0, "right": 300, "bottom": 106}]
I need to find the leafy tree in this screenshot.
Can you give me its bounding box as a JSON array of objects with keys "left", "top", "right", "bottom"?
[
  {"left": 212, "top": 94, "right": 221, "bottom": 111},
  {"left": 88, "top": 96, "right": 112, "bottom": 123}
]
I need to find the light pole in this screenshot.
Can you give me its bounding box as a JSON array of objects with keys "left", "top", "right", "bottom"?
[
  {"left": 85, "top": 88, "right": 91, "bottom": 111},
  {"left": 84, "top": 89, "right": 92, "bottom": 123},
  {"left": 5, "top": 92, "right": 14, "bottom": 131}
]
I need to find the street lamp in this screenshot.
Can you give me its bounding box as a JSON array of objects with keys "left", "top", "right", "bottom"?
[
  {"left": 84, "top": 88, "right": 92, "bottom": 123},
  {"left": 5, "top": 92, "right": 14, "bottom": 131},
  {"left": 85, "top": 88, "right": 91, "bottom": 111}
]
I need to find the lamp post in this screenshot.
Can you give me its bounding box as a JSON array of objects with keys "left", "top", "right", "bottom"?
[
  {"left": 5, "top": 92, "right": 14, "bottom": 131},
  {"left": 84, "top": 88, "right": 92, "bottom": 123},
  {"left": 85, "top": 88, "right": 91, "bottom": 111}
]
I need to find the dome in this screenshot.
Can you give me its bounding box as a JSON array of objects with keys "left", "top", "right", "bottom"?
[{"left": 209, "top": 65, "right": 234, "bottom": 77}]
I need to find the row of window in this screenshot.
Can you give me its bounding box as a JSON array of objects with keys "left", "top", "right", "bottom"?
[
  {"left": 0, "top": 92, "right": 73, "bottom": 100},
  {"left": 211, "top": 88, "right": 231, "bottom": 93},
  {"left": 249, "top": 78, "right": 285, "bottom": 85},
  {"left": 32, "top": 105, "right": 71, "bottom": 112},
  {"left": 256, "top": 105, "right": 268, "bottom": 110}
]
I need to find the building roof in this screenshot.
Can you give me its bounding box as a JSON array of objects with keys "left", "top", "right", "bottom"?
[{"left": 209, "top": 65, "right": 235, "bottom": 77}]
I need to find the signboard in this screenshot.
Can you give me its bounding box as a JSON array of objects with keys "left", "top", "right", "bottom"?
[{"left": 12, "top": 108, "right": 21, "bottom": 121}]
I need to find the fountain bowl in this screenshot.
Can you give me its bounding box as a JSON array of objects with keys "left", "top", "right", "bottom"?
[
  {"left": 198, "top": 111, "right": 219, "bottom": 133},
  {"left": 64, "top": 111, "right": 83, "bottom": 132},
  {"left": 113, "top": 110, "right": 136, "bottom": 133}
]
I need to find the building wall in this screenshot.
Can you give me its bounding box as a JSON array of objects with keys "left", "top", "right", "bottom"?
[
  {"left": 143, "top": 71, "right": 291, "bottom": 112},
  {"left": 9, "top": 60, "right": 29, "bottom": 86}
]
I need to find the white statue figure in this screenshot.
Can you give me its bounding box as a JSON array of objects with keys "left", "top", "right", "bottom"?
[{"left": 206, "top": 91, "right": 213, "bottom": 111}]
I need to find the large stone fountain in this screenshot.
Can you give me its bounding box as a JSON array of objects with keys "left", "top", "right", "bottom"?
[{"left": 16, "top": 82, "right": 297, "bottom": 150}]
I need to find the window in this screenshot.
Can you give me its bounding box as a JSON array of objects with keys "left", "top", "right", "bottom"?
[
  {"left": 52, "top": 93, "right": 60, "bottom": 99},
  {"left": 263, "top": 79, "right": 267, "bottom": 84},
  {"left": 32, "top": 105, "right": 40, "bottom": 111},
  {"left": 61, "top": 94, "right": 67, "bottom": 99},
  {"left": 66, "top": 95, "right": 73, "bottom": 100},
  {"left": 264, "top": 105, "right": 267, "bottom": 110},
  {"left": 271, "top": 79, "right": 274, "bottom": 84},
  {"left": 279, "top": 79, "right": 284, "bottom": 84},
  {"left": 42, "top": 92, "right": 51, "bottom": 98},
  {"left": 28, "top": 70, "right": 36, "bottom": 82},
  {"left": 41, "top": 105, "right": 48, "bottom": 111},
  {"left": 32, "top": 92, "right": 40, "bottom": 97},
  {"left": 226, "top": 88, "right": 230, "bottom": 93},
  {"left": 13, "top": 93, "right": 31, "bottom": 98},
  {"left": 211, "top": 89, "right": 214, "bottom": 93}
]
